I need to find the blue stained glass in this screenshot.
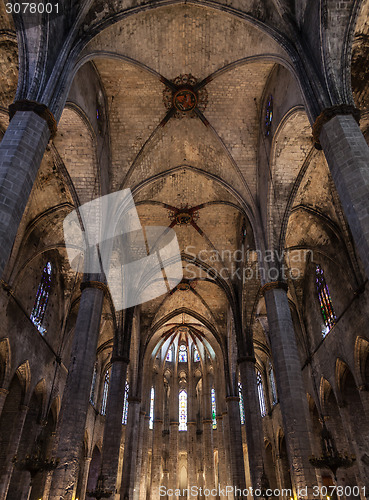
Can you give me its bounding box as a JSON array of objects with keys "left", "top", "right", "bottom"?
[
  {"left": 257, "top": 371, "right": 267, "bottom": 417},
  {"left": 122, "top": 381, "right": 129, "bottom": 424},
  {"left": 179, "top": 390, "right": 187, "bottom": 431},
  {"left": 179, "top": 344, "right": 187, "bottom": 362},
  {"left": 149, "top": 387, "right": 154, "bottom": 429},
  {"left": 101, "top": 370, "right": 109, "bottom": 415},
  {"left": 166, "top": 346, "right": 173, "bottom": 362},
  {"left": 269, "top": 364, "right": 277, "bottom": 405},
  {"left": 238, "top": 382, "right": 245, "bottom": 425},
  {"left": 193, "top": 348, "right": 200, "bottom": 362},
  {"left": 316, "top": 265, "right": 336, "bottom": 336},
  {"left": 30, "top": 261, "right": 52, "bottom": 335},
  {"left": 211, "top": 388, "right": 217, "bottom": 429}
]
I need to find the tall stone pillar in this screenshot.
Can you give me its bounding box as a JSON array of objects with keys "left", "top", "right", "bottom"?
[
  {"left": 215, "top": 416, "right": 229, "bottom": 494},
  {"left": 48, "top": 280, "right": 106, "bottom": 500},
  {"left": 238, "top": 357, "right": 265, "bottom": 489},
  {"left": 262, "top": 282, "right": 315, "bottom": 495},
  {"left": 225, "top": 397, "right": 247, "bottom": 495},
  {"left": 102, "top": 309, "right": 133, "bottom": 495},
  {"left": 169, "top": 374, "right": 179, "bottom": 493},
  {"left": 0, "top": 404, "right": 29, "bottom": 500},
  {"left": 202, "top": 371, "right": 215, "bottom": 496},
  {"left": 220, "top": 412, "right": 233, "bottom": 493},
  {"left": 77, "top": 457, "right": 92, "bottom": 500},
  {"left": 314, "top": 108, "right": 369, "bottom": 279},
  {"left": 134, "top": 410, "right": 148, "bottom": 500},
  {"left": 0, "top": 109, "right": 52, "bottom": 276},
  {"left": 138, "top": 415, "right": 151, "bottom": 500},
  {"left": 187, "top": 374, "right": 197, "bottom": 491},
  {"left": 120, "top": 397, "right": 142, "bottom": 499},
  {"left": 101, "top": 356, "right": 129, "bottom": 493},
  {"left": 150, "top": 374, "right": 164, "bottom": 500},
  {"left": 0, "top": 388, "right": 8, "bottom": 418}
]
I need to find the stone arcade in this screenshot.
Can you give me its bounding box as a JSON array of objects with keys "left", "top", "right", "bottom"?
[{"left": 0, "top": 1, "right": 369, "bottom": 499}]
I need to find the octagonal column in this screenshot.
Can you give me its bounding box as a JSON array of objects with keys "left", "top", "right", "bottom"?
[
  {"left": 314, "top": 108, "right": 369, "bottom": 279},
  {"left": 262, "top": 282, "right": 316, "bottom": 497},
  {"left": 48, "top": 280, "right": 106, "bottom": 500}
]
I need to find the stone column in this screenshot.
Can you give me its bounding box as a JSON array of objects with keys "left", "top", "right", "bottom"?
[
  {"left": 263, "top": 283, "right": 316, "bottom": 496},
  {"left": 48, "top": 280, "right": 106, "bottom": 500},
  {"left": 238, "top": 357, "right": 265, "bottom": 489},
  {"left": 134, "top": 410, "right": 148, "bottom": 500},
  {"left": 138, "top": 415, "right": 151, "bottom": 500},
  {"left": 78, "top": 457, "right": 92, "bottom": 500},
  {"left": 220, "top": 412, "right": 233, "bottom": 493},
  {"left": 169, "top": 375, "right": 179, "bottom": 493},
  {"left": 187, "top": 375, "right": 197, "bottom": 491},
  {"left": 314, "top": 108, "right": 369, "bottom": 279},
  {"left": 202, "top": 372, "right": 215, "bottom": 496},
  {"left": 215, "top": 416, "right": 229, "bottom": 495},
  {"left": 0, "top": 388, "right": 8, "bottom": 417},
  {"left": 225, "top": 397, "right": 247, "bottom": 495},
  {"left": 0, "top": 110, "right": 52, "bottom": 276},
  {"left": 101, "top": 356, "right": 129, "bottom": 494},
  {"left": 0, "top": 404, "right": 29, "bottom": 500},
  {"left": 120, "top": 397, "right": 142, "bottom": 499},
  {"left": 102, "top": 309, "right": 133, "bottom": 495},
  {"left": 150, "top": 374, "right": 164, "bottom": 500}
]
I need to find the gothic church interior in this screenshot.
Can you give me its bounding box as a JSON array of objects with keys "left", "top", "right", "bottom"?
[{"left": 0, "top": 1, "right": 369, "bottom": 499}]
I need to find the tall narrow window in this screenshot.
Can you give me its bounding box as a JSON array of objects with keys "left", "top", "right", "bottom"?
[
  {"left": 101, "top": 370, "right": 109, "bottom": 416},
  {"left": 89, "top": 364, "right": 97, "bottom": 405},
  {"left": 179, "top": 390, "right": 187, "bottom": 431},
  {"left": 269, "top": 363, "right": 277, "bottom": 406},
  {"left": 265, "top": 95, "right": 273, "bottom": 136},
  {"left": 179, "top": 344, "right": 187, "bottom": 362},
  {"left": 30, "top": 261, "right": 52, "bottom": 334},
  {"left": 122, "top": 380, "right": 129, "bottom": 425},
  {"left": 256, "top": 371, "right": 267, "bottom": 417},
  {"left": 211, "top": 388, "right": 217, "bottom": 429},
  {"left": 316, "top": 264, "right": 336, "bottom": 336},
  {"left": 149, "top": 387, "right": 155, "bottom": 429},
  {"left": 193, "top": 347, "right": 200, "bottom": 362},
  {"left": 166, "top": 346, "right": 173, "bottom": 362},
  {"left": 238, "top": 382, "right": 245, "bottom": 425}
]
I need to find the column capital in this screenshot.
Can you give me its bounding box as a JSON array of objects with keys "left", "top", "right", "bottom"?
[
  {"left": 225, "top": 396, "right": 240, "bottom": 403},
  {"left": 111, "top": 355, "right": 130, "bottom": 365},
  {"left": 0, "top": 387, "right": 9, "bottom": 396},
  {"left": 312, "top": 104, "right": 361, "bottom": 147},
  {"left": 9, "top": 99, "right": 57, "bottom": 138},
  {"left": 238, "top": 355, "right": 256, "bottom": 364},
  {"left": 80, "top": 281, "right": 109, "bottom": 294},
  {"left": 170, "top": 421, "right": 179, "bottom": 426},
  {"left": 202, "top": 418, "right": 213, "bottom": 424},
  {"left": 128, "top": 396, "right": 141, "bottom": 403},
  {"left": 261, "top": 281, "right": 288, "bottom": 296}
]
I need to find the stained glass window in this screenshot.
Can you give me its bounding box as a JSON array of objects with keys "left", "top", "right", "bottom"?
[
  {"left": 316, "top": 265, "right": 336, "bottom": 336},
  {"left": 179, "top": 390, "right": 187, "bottom": 431},
  {"left": 179, "top": 344, "right": 187, "bottom": 362},
  {"left": 89, "top": 364, "right": 97, "bottom": 405},
  {"left": 265, "top": 94, "right": 273, "bottom": 137},
  {"left": 122, "top": 380, "right": 129, "bottom": 425},
  {"left": 269, "top": 363, "right": 277, "bottom": 405},
  {"left": 211, "top": 388, "right": 217, "bottom": 429},
  {"left": 257, "top": 371, "right": 267, "bottom": 417},
  {"left": 101, "top": 370, "right": 109, "bottom": 416},
  {"left": 30, "top": 261, "right": 52, "bottom": 334},
  {"left": 149, "top": 387, "right": 155, "bottom": 429},
  {"left": 238, "top": 382, "right": 245, "bottom": 425},
  {"left": 166, "top": 346, "right": 173, "bottom": 362},
  {"left": 193, "top": 348, "right": 200, "bottom": 362}
]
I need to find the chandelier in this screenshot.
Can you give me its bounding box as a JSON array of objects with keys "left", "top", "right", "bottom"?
[
  {"left": 87, "top": 473, "right": 113, "bottom": 499},
  {"left": 309, "top": 422, "right": 355, "bottom": 480},
  {"left": 12, "top": 447, "right": 59, "bottom": 479}
]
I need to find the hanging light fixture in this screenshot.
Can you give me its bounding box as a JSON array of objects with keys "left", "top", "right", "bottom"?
[{"left": 86, "top": 472, "right": 113, "bottom": 499}]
